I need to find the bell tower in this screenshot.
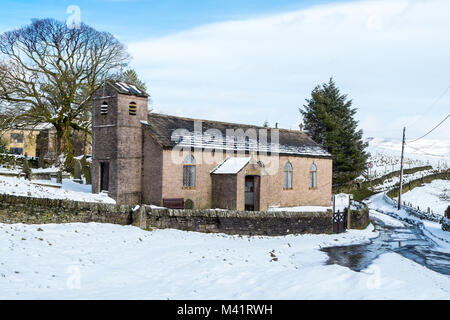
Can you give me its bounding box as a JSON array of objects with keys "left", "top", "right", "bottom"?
[{"left": 92, "top": 81, "right": 149, "bottom": 204}]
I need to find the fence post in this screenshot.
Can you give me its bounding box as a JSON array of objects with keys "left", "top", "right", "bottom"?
[{"left": 347, "top": 206, "right": 351, "bottom": 230}]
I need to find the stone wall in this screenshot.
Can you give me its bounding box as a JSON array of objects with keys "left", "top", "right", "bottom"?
[
  {"left": 133, "top": 207, "right": 334, "bottom": 236},
  {"left": 387, "top": 170, "right": 449, "bottom": 199},
  {"left": 211, "top": 174, "right": 237, "bottom": 210},
  {"left": 142, "top": 129, "right": 163, "bottom": 205},
  {"left": 0, "top": 194, "right": 133, "bottom": 225},
  {"left": 0, "top": 193, "right": 370, "bottom": 236},
  {"left": 442, "top": 218, "right": 450, "bottom": 232},
  {"left": 350, "top": 205, "right": 370, "bottom": 230}
]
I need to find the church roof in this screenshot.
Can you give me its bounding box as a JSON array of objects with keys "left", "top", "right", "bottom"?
[
  {"left": 106, "top": 81, "right": 149, "bottom": 97},
  {"left": 143, "top": 113, "right": 332, "bottom": 158}
]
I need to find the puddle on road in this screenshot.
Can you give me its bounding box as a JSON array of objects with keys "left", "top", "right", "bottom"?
[{"left": 321, "top": 217, "right": 450, "bottom": 275}]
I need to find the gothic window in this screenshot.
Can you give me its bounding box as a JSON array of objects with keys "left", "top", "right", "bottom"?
[
  {"left": 183, "top": 155, "right": 196, "bottom": 188},
  {"left": 100, "top": 101, "right": 108, "bottom": 115},
  {"left": 309, "top": 163, "right": 317, "bottom": 189},
  {"left": 129, "top": 102, "right": 137, "bottom": 116},
  {"left": 283, "top": 162, "right": 293, "bottom": 189}
]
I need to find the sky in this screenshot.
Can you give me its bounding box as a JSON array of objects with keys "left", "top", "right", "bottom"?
[{"left": 0, "top": 0, "right": 449, "bottom": 142}]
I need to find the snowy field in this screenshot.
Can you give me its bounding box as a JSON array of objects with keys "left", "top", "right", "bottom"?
[
  {"left": 1, "top": 222, "right": 450, "bottom": 299},
  {"left": 0, "top": 174, "right": 115, "bottom": 204},
  {"left": 363, "top": 138, "right": 449, "bottom": 181},
  {"left": 372, "top": 168, "right": 435, "bottom": 192},
  {"left": 401, "top": 179, "right": 449, "bottom": 216}
]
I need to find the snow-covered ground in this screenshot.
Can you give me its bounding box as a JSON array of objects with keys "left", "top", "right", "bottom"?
[
  {"left": 366, "top": 193, "right": 450, "bottom": 251},
  {"left": 1, "top": 222, "right": 449, "bottom": 299},
  {"left": 0, "top": 174, "right": 115, "bottom": 204},
  {"left": 401, "top": 179, "right": 450, "bottom": 216},
  {"left": 0, "top": 166, "right": 62, "bottom": 175},
  {"left": 372, "top": 169, "right": 435, "bottom": 192}
]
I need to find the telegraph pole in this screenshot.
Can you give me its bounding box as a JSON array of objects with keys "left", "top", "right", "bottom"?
[{"left": 397, "top": 127, "right": 406, "bottom": 210}]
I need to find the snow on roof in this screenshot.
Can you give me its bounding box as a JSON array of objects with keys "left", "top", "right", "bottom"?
[
  {"left": 172, "top": 131, "right": 331, "bottom": 157},
  {"left": 32, "top": 123, "right": 53, "bottom": 130},
  {"left": 211, "top": 157, "right": 251, "bottom": 174},
  {"left": 8, "top": 123, "right": 53, "bottom": 131},
  {"left": 109, "top": 81, "right": 148, "bottom": 97},
  {"left": 145, "top": 113, "right": 332, "bottom": 158}
]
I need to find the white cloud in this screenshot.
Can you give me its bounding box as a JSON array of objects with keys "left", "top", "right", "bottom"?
[{"left": 127, "top": 0, "right": 450, "bottom": 140}]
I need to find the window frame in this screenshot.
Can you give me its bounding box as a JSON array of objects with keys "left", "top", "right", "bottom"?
[
  {"left": 283, "top": 161, "right": 293, "bottom": 190},
  {"left": 309, "top": 163, "right": 317, "bottom": 189},
  {"left": 10, "top": 147, "right": 23, "bottom": 155},
  {"left": 182, "top": 155, "right": 196, "bottom": 188},
  {"left": 10, "top": 133, "right": 24, "bottom": 144}
]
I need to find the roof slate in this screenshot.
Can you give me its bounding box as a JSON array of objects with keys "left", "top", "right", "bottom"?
[
  {"left": 107, "top": 81, "right": 149, "bottom": 97},
  {"left": 144, "top": 113, "right": 332, "bottom": 158}
]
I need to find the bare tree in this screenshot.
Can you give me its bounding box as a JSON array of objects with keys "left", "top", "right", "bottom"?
[{"left": 0, "top": 18, "right": 130, "bottom": 170}]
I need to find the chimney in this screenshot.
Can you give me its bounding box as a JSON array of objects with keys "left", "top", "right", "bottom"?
[{"left": 275, "top": 122, "right": 278, "bottom": 129}]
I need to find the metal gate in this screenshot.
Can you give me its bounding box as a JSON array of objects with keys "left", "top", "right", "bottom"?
[{"left": 333, "top": 210, "right": 347, "bottom": 234}]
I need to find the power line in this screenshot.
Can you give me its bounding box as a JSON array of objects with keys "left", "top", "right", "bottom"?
[
  {"left": 407, "top": 113, "right": 450, "bottom": 144},
  {"left": 406, "top": 144, "right": 448, "bottom": 158},
  {"left": 407, "top": 86, "right": 450, "bottom": 127}
]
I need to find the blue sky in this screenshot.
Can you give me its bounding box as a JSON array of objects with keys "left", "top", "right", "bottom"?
[
  {"left": 0, "top": 0, "right": 449, "bottom": 143},
  {"left": 0, "top": 0, "right": 350, "bottom": 40}
]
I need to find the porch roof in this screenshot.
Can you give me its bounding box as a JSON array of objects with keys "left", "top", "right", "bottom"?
[{"left": 211, "top": 157, "right": 251, "bottom": 175}]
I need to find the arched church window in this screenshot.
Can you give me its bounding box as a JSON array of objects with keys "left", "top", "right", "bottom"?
[
  {"left": 309, "top": 163, "right": 317, "bottom": 189},
  {"left": 284, "top": 162, "right": 293, "bottom": 189},
  {"left": 183, "top": 155, "right": 196, "bottom": 188}
]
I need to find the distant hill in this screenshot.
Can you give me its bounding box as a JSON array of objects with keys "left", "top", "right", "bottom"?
[{"left": 359, "top": 138, "right": 449, "bottom": 181}]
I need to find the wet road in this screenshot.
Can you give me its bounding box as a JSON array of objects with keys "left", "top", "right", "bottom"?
[{"left": 321, "top": 214, "right": 450, "bottom": 275}]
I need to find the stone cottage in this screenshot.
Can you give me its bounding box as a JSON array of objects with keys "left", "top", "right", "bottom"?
[
  {"left": 0, "top": 123, "right": 90, "bottom": 159},
  {"left": 92, "top": 81, "right": 333, "bottom": 211}
]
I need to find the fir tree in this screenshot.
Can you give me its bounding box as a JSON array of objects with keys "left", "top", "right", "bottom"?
[
  {"left": 300, "top": 78, "right": 368, "bottom": 185},
  {"left": 111, "top": 69, "right": 147, "bottom": 91}
]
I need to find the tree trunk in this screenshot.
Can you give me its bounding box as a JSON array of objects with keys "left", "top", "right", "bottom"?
[{"left": 54, "top": 121, "right": 75, "bottom": 174}]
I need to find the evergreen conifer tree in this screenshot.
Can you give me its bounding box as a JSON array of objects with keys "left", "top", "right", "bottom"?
[{"left": 300, "top": 78, "right": 368, "bottom": 185}]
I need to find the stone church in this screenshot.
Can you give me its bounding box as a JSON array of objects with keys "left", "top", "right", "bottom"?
[{"left": 92, "top": 81, "right": 333, "bottom": 211}]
